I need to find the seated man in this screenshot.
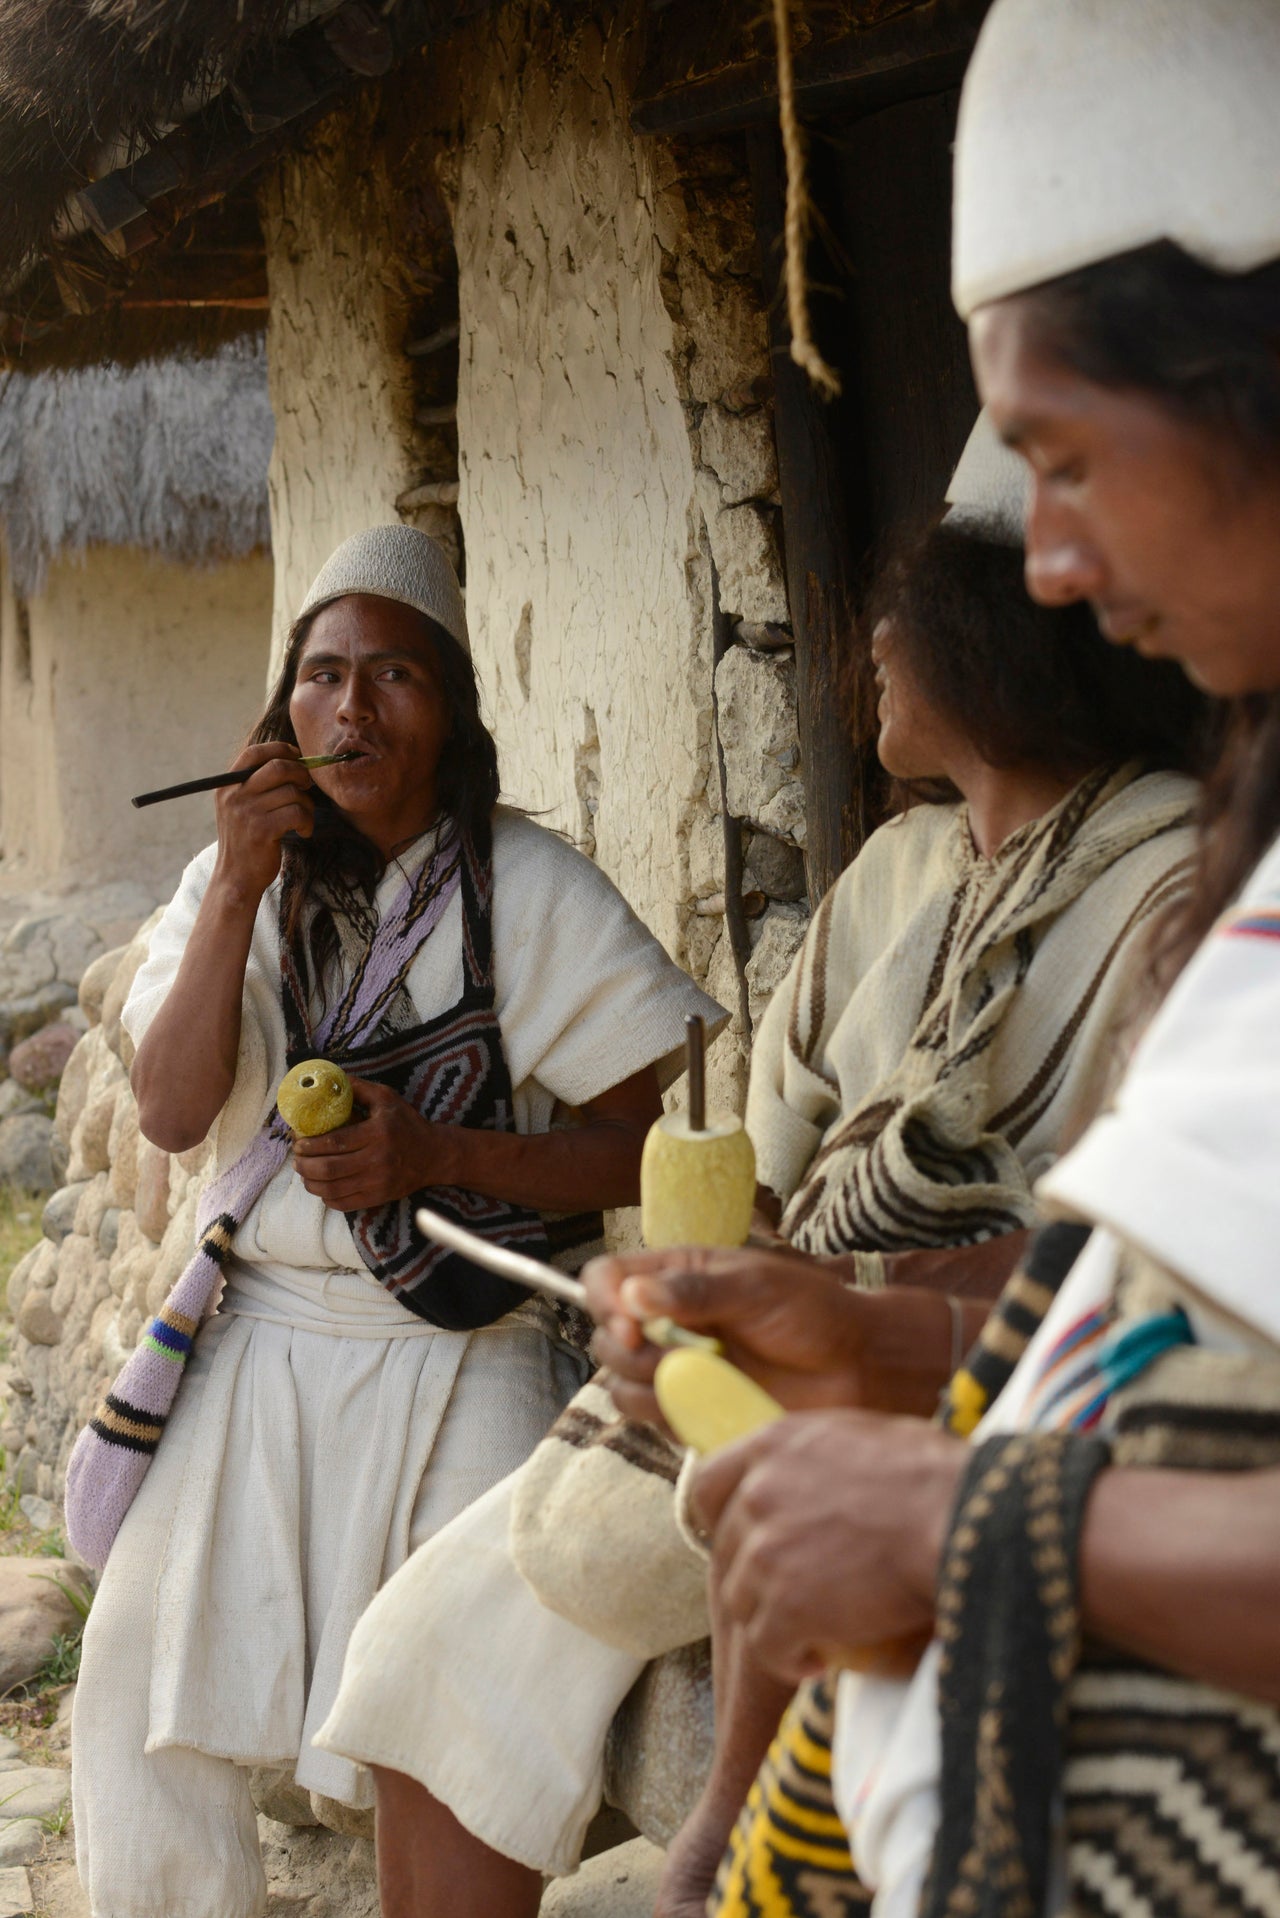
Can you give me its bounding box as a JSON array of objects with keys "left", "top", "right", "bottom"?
[{"left": 315, "top": 421, "right": 1210, "bottom": 1918}]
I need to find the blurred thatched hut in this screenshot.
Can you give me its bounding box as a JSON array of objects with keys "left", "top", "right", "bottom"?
[{"left": 0, "top": 339, "right": 273, "bottom": 890}]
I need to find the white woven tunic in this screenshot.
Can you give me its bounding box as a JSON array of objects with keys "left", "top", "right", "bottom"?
[{"left": 83, "top": 811, "right": 723, "bottom": 1814}]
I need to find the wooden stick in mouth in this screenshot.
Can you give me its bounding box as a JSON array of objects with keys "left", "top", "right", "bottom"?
[{"left": 131, "top": 751, "right": 363, "bottom": 809}]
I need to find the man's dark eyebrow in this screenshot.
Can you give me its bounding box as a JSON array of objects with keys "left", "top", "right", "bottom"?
[{"left": 298, "top": 648, "right": 418, "bottom": 669}]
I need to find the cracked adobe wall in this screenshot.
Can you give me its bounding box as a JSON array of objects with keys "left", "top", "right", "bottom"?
[
  {"left": 0, "top": 546, "right": 272, "bottom": 893},
  {"left": 261, "top": 98, "right": 419, "bottom": 681},
  {"left": 448, "top": 7, "right": 710, "bottom": 969},
  {"left": 449, "top": 4, "right": 808, "bottom": 1106},
  {"left": 258, "top": 2, "right": 811, "bottom": 1111}
]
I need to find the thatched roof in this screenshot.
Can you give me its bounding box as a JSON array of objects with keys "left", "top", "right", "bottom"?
[
  {"left": 0, "top": 0, "right": 490, "bottom": 366},
  {"left": 0, "top": 335, "right": 272, "bottom": 593},
  {"left": 0, "top": 0, "right": 296, "bottom": 269},
  {"left": 0, "top": 0, "right": 980, "bottom": 367}
]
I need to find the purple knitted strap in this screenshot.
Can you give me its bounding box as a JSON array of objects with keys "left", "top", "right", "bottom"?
[
  {"left": 314, "top": 834, "right": 461, "bottom": 1054},
  {"left": 66, "top": 836, "right": 465, "bottom": 1569}
]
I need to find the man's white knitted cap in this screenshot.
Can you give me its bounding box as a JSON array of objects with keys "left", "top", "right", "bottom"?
[
  {"left": 943, "top": 409, "right": 1030, "bottom": 546},
  {"left": 297, "top": 525, "right": 469, "bottom": 653},
  {"left": 953, "top": 0, "right": 1280, "bottom": 320}
]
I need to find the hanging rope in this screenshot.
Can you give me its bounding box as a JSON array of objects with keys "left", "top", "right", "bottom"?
[{"left": 771, "top": 0, "right": 841, "bottom": 399}]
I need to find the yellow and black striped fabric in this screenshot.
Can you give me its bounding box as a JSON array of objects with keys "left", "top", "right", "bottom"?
[{"left": 713, "top": 1678, "right": 868, "bottom": 1918}]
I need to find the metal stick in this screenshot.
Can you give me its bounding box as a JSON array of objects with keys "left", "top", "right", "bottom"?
[
  {"left": 414, "top": 1207, "right": 588, "bottom": 1307},
  {"left": 131, "top": 751, "right": 362, "bottom": 809},
  {"left": 413, "top": 1207, "right": 721, "bottom": 1353}
]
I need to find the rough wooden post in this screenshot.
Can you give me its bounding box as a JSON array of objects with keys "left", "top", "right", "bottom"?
[{"left": 747, "top": 126, "right": 865, "bottom": 909}]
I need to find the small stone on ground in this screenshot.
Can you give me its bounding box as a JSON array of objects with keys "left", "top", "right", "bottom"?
[
  {"left": 0, "top": 1115, "right": 56, "bottom": 1194},
  {"left": 30, "top": 1861, "right": 82, "bottom": 1917},
  {"left": 0, "top": 1822, "right": 42, "bottom": 1868},
  {"left": 0, "top": 1083, "right": 40, "bottom": 1122},
  {"left": 8, "top": 1023, "right": 78, "bottom": 1092},
  {"left": 0, "top": 1864, "right": 32, "bottom": 1916},
  {"left": 0, "top": 1560, "right": 91, "bottom": 1694},
  {"left": 0, "top": 1767, "right": 70, "bottom": 1824},
  {"left": 541, "top": 1838, "right": 663, "bottom": 1916},
  {"left": 17, "top": 1495, "right": 56, "bottom": 1533}
]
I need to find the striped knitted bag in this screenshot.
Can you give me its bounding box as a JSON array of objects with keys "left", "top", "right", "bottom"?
[
  {"left": 64, "top": 830, "right": 463, "bottom": 1570},
  {"left": 926, "top": 1323, "right": 1280, "bottom": 1918}
]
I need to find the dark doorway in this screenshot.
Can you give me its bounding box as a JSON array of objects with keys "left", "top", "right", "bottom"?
[
  {"left": 751, "top": 79, "right": 979, "bottom": 901},
  {"left": 828, "top": 87, "right": 977, "bottom": 550}
]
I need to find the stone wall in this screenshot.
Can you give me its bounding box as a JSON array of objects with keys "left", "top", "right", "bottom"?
[
  {"left": 3, "top": 919, "right": 198, "bottom": 1499},
  {"left": 0, "top": 544, "right": 273, "bottom": 893},
  {"left": 0, "top": 882, "right": 159, "bottom": 1195}
]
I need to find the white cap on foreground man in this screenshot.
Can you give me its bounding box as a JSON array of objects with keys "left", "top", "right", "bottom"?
[{"left": 952, "top": 0, "right": 1280, "bottom": 320}]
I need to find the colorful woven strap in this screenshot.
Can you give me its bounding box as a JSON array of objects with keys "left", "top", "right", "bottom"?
[{"left": 64, "top": 834, "right": 464, "bottom": 1570}]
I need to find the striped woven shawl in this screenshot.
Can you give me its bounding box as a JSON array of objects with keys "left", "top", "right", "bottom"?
[
  {"left": 780, "top": 764, "right": 1192, "bottom": 1259},
  {"left": 927, "top": 1251, "right": 1280, "bottom": 1918}
]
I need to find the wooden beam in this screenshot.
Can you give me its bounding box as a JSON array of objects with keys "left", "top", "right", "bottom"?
[
  {"left": 747, "top": 127, "right": 864, "bottom": 910},
  {"left": 119, "top": 296, "right": 269, "bottom": 310},
  {"left": 633, "top": 0, "right": 989, "bottom": 139}
]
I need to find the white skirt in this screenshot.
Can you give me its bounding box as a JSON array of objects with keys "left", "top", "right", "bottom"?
[
  {"left": 82, "top": 1259, "right": 588, "bottom": 1809},
  {"left": 315, "top": 1471, "right": 648, "bottom": 1874}
]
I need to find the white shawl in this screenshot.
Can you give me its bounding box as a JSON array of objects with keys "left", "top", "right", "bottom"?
[{"left": 124, "top": 807, "right": 726, "bottom": 1276}]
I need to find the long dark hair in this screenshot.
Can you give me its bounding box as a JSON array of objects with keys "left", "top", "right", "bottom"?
[
  {"left": 250, "top": 600, "right": 501, "bottom": 997},
  {"left": 864, "top": 520, "right": 1213, "bottom": 798},
  {"left": 1019, "top": 241, "right": 1280, "bottom": 977}
]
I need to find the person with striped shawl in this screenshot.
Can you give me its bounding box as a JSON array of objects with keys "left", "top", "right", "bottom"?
[
  {"left": 316, "top": 421, "right": 1209, "bottom": 1918},
  {"left": 669, "top": 6, "right": 1280, "bottom": 1918},
  {"left": 68, "top": 526, "right": 724, "bottom": 1918}
]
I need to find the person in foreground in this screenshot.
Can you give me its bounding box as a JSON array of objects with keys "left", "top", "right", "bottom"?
[
  {"left": 315, "top": 422, "right": 1208, "bottom": 1918},
  {"left": 599, "top": 6, "right": 1280, "bottom": 1916},
  {"left": 69, "top": 525, "right": 723, "bottom": 1918}
]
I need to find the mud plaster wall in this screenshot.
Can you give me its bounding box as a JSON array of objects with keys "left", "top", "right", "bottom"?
[
  {"left": 448, "top": 1, "right": 808, "bottom": 1107},
  {"left": 451, "top": 13, "right": 707, "bottom": 945},
  {"left": 0, "top": 545, "right": 272, "bottom": 893},
  {"left": 257, "top": 0, "right": 811, "bottom": 1114},
  {"left": 261, "top": 99, "right": 419, "bottom": 679}
]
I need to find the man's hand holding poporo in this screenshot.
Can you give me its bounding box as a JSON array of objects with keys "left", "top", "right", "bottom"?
[
  {"left": 582, "top": 1245, "right": 875, "bottom": 1430},
  {"left": 292, "top": 1078, "right": 443, "bottom": 1211}
]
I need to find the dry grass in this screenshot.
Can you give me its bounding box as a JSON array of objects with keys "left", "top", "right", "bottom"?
[{"left": 0, "top": 1182, "right": 41, "bottom": 1384}]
